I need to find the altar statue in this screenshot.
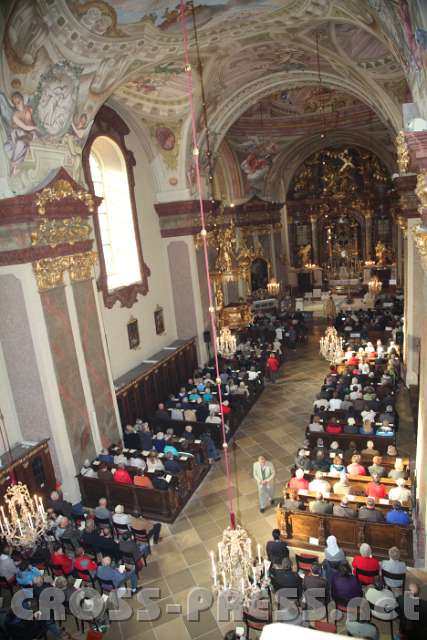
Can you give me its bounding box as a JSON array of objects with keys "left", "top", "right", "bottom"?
[
  {"left": 375, "top": 240, "right": 388, "bottom": 266},
  {"left": 298, "top": 243, "right": 312, "bottom": 266},
  {"left": 323, "top": 293, "right": 336, "bottom": 322}
]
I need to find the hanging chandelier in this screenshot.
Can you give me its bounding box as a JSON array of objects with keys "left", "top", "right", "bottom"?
[
  {"left": 216, "top": 326, "right": 237, "bottom": 356},
  {"left": 320, "top": 326, "right": 344, "bottom": 364},
  {"left": 0, "top": 482, "right": 47, "bottom": 549},
  {"left": 210, "top": 526, "right": 270, "bottom": 604},
  {"left": 266, "top": 277, "right": 280, "bottom": 297}
]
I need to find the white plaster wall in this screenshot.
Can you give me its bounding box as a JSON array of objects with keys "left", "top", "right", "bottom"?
[
  {"left": 96, "top": 124, "right": 178, "bottom": 380},
  {"left": 0, "top": 340, "right": 22, "bottom": 452}
]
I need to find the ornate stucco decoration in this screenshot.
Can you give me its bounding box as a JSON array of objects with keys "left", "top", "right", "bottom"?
[
  {"left": 32, "top": 251, "right": 97, "bottom": 290},
  {"left": 68, "top": 251, "right": 98, "bottom": 282},
  {"left": 397, "top": 216, "right": 408, "bottom": 238},
  {"left": 35, "top": 180, "right": 95, "bottom": 215},
  {"left": 240, "top": 223, "right": 282, "bottom": 237},
  {"left": 396, "top": 131, "right": 410, "bottom": 175},
  {"left": 415, "top": 169, "right": 427, "bottom": 215},
  {"left": 31, "top": 217, "right": 91, "bottom": 248},
  {"left": 33, "top": 256, "right": 71, "bottom": 291},
  {"left": 412, "top": 225, "right": 427, "bottom": 272}
]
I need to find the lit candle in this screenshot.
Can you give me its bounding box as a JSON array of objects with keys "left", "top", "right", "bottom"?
[
  {"left": 213, "top": 568, "right": 217, "bottom": 587},
  {"left": 210, "top": 551, "right": 216, "bottom": 573},
  {"left": 222, "top": 572, "right": 227, "bottom": 589},
  {"left": 16, "top": 517, "right": 23, "bottom": 537},
  {"left": 257, "top": 543, "right": 261, "bottom": 564},
  {"left": 218, "top": 542, "right": 222, "bottom": 563},
  {"left": 1, "top": 507, "right": 10, "bottom": 534},
  {"left": 38, "top": 497, "right": 45, "bottom": 514},
  {"left": 252, "top": 566, "right": 256, "bottom": 582},
  {"left": 241, "top": 577, "right": 245, "bottom": 593},
  {"left": 0, "top": 519, "right": 4, "bottom": 536},
  {"left": 27, "top": 514, "right": 34, "bottom": 530},
  {"left": 247, "top": 539, "right": 252, "bottom": 559}
]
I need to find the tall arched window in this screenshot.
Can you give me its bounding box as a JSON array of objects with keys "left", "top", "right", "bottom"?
[{"left": 83, "top": 106, "right": 150, "bottom": 308}]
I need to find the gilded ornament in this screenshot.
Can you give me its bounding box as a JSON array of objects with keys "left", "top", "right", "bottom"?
[
  {"left": 68, "top": 251, "right": 98, "bottom": 282},
  {"left": 35, "top": 179, "right": 95, "bottom": 215},
  {"left": 32, "top": 256, "right": 70, "bottom": 290},
  {"left": 413, "top": 225, "right": 427, "bottom": 271},
  {"left": 31, "top": 217, "right": 92, "bottom": 248},
  {"left": 415, "top": 169, "right": 427, "bottom": 213},
  {"left": 397, "top": 216, "right": 408, "bottom": 238},
  {"left": 396, "top": 131, "right": 410, "bottom": 175}
]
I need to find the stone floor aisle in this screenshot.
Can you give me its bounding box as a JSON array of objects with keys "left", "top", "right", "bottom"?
[{"left": 97, "top": 322, "right": 423, "bottom": 640}]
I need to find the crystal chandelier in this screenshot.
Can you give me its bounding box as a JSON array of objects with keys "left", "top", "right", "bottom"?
[
  {"left": 0, "top": 482, "right": 48, "bottom": 549},
  {"left": 266, "top": 277, "right": 280, "bottom": 297},
  {"left": 216, "top": 326, "right": 237, "bottom": 356},
  {"left": 320, "top": 326, "right": 344, "bottom": 364},
  {"left": 368, "top": 275, "right": 382, "bottom": 298},
  {"left": 210, "top": 526, "right": 270, "bottom": 604}
]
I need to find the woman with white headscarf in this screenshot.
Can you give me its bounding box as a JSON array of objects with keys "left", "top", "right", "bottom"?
[{"left": 324, "top": 535, "right": 346, "bottom": 564}]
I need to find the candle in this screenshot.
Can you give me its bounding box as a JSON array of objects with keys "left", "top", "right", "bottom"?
[
  {"left": 1, "top": 507, "right": 10, "bottom": 534},
  {"left": 218, "top": 542, "right": 222, "bottom": 563},
  {"left": 27, "top": 514, "right": 34, "bottom": 530},
  {"left": 257, "top": 543, "right": 261, "bottom": 564},
  {"left": 247, "top": 539, "right": 252, "bottom": 559},
  {"left": 16, "top": 517, "right": 23, "bottom": 537},
  {"left": 38, "top": 497, "right": 45, "bottom": 514},
  {"left": 222, "top": 572, "right": 227, "bottom": 589},
  {"left": 252, "top": 566, "right": 256, "bottom": 582},
  {"left": 241, "top": 577, "right": 245, "bottom": 593},
  {"left": 213, "top": 568, "right": 217, "bottom": 587},
  {"left": 210, "top": 551, "right": 216, "bottom": 573},
  {"left": 0, "top": 519, "right": 4, "bottom": 536}
]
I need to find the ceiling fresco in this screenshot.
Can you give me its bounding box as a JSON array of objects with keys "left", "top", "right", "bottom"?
[{"left": 0, "top": 0, "right": 425, "bottom": 199}]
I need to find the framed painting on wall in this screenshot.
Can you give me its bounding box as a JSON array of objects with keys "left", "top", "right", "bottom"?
[
  {"left": 154, "top": 305, "right": 165, "bottom": 335},
  {"left": 127, "top": 317, "right": 140, "bottom": 349}
]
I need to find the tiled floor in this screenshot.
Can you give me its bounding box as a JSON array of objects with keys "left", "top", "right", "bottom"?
[{"left": 79, "top": 323, "right": 424, "bottom": 639}]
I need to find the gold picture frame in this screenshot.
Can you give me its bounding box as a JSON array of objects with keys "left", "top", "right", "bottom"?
[{"left": 127, "top": 316, "right": 140, "bottom": 350}]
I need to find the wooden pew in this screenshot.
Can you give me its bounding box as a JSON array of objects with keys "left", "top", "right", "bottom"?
[
  {"left": 305, "top": 430, "right": 396, "bottom": 453},
  {"left": 300, "top": 470, "right": 411, "bottom": 489},
  {"left": 286, "top": 489, "right": 411, "bottom": 514},
  {"left": 276, "top": 508, "right": 413, "bottom": 562}
]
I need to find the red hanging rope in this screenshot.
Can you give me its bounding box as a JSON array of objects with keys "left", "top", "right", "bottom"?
[{"left": 179, "top": 1, "right": 236, "bottom": 529}]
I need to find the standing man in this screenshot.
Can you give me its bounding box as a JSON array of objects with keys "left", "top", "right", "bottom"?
[{"left": 253, "top": 455, "right": 276, "bottom": 513}]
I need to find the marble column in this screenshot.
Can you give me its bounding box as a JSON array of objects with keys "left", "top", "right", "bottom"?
[
  {"left": 364, "top": 212, "right": 373, "bottom": 261},
  {"left": 310, "top": 215, "right": 319, "bottom": 264}
]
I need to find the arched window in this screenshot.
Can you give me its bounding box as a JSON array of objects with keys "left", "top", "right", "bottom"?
[{"left": 83, "top": 106, "right": 150, "bottom": 308}]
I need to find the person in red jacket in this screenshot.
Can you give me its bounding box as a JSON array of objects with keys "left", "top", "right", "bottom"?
[
  {"left": 74, "top": 546, "right": 97, "bottom": 581},
  {"left": 346, "top": 353, "right": 359, "bottom": 366},
  {"left": 289, "top": 469, "right": 309, "bottom": 491},
  {"left": 50, "top": 542, "right": 74, "bottom": 576},
  {"left": 221, "top": 400, "right": 231, "bottom": 415},
  {"left": 113, "top": 463, "right": 133, "bottom": 485},
  {"left": 365, "top": 475, "right": 387, "bottom": 499},
  {"left": 266, "top": 353, "right": 280, "bottom": 383},
  {"left": 352, "top": 543, "right": 380, "bottom": 585}
]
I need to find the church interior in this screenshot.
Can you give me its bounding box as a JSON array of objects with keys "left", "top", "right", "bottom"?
[{"left": 0, "top": 1, "right": 427, "bottom": 638}]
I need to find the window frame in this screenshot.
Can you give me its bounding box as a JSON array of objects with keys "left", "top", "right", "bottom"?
[{"left": 83, "top": 105, "right": 150, "bottom": 308}]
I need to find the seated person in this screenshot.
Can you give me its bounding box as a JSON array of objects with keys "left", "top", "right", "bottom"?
[
  {"left": 325, "top": 416, "right": 343, "bottom": 434},
  {"left": 266, "top": 528, "right": 289, "bottom": 564},
  {"left": 368, "top": 456, "right": 385, "bottom": 478},
  {"left": 347, "top": 454, "right": 366, "bottom": 476},
  {"left": 388, "top": 459, "right": 407, "bottom": 481},
  {"left": 330, "top": 455, "right": 345, "bottom": 475},
  {"left": 164, "top": 451, "right": 181, "bottom": 474},
  {"left": 155, "top": 403, "right": 170, "bottom": 421},
  {"left": 376, "top": 418, "right": 394, "bottom": 437},
  {"left": 270, "top": 557, "right": 302, "bottom": 597},
  {"left": 358, "top": 497, "right": 384, "bottom": 523},
  {"left": 98, "top": 448, "right": 114, "bottom": 464},
  {"left": 344, "top": 417, "right": 359, "bottom": 434},
  {"left": 381, "top": 546, "right": 406, "bottom": 589},
  {"left": 139, "top": 423, "right": 154, "bottom": 451},
  {"left": 96, "top": 555, "right": 138, "bottom": 593},
  {"left": 365, "top": 474, "right": 387, "bottom": 499},
  {"left": 361, "top": 440, "right": 380, "bottom": 458},
  {"left": 123, "top": 424, "right": 141, "bottom": 449},
  {"left": 112, "top": 504, "right": 129, "bottom": 526},
  {"left": 94, "top": 497, "right": 111, "bottom": 521},
  {"left": 311, "top": 450, "right": 330, "bottom": 472},
  {"left": 280, "top": 488, "right": 304, "bottom": 511},
  {"left": 74, "top": 546, "right": 97, "bottom": 581},
  {"left": 329, "top": 392, "right": 342, "bottom": 411},
  {"left": 50, "top": 542, "right": 74, "bottom": 575},
  {"left": 294, "top": 448, "right": 311, "bottom": 472},
  {"left": 352, "top": 543, "right": 380, "bottom": 585},
  {"left": 388, "top": 477, "right": 411, "bottom": 503},
  {"left": 333, "top": 496, "right": 356, "bottom": 519},
  {"left": 308, "top": 415, "right": 324, "bottom": 433},
  {"left": 146, "top": 452, "right": 165, "bottom": 473},
  {"left": 16, "top": 559, "right": 42, "bottom": 587},
  {"left": 333, "top": 472, "right": 351, "bottom": 496},
  {"left": 46, "top": 490, "right": 73, "bottom": 518},
  {"left": 330, "top": 562, "right": 363, "bottom": 605},
  {"left": 365, "top": 576, "right": 398, "bottom": 621},
  {"left": 98, "top": 463, "right": 113, "bottom": 481},
  {"left": 324, "top": 534, "right": 346, "bottom": 564},
  {"left": 385, "top": 501, "right": 411, "bottom": 526},
  {"left": 80, "top": 459, "right": 97, "bottom": 478},
  {"left": 309, "top": 470, "right": 331, "bottom": 494},
  {"left": 113, "top": 463, "right": 133, "bottom": 485},
  {"left": 154, "top": 432, "right": 166, "bottom": 452},
  {"left": 288, "top": 468, "right": 309, "bottom": 491},
  {"left": 302, "top": 561, "right": 327, "bottom": 597},
  {"left": 308, "top": 492, "right": 333, "bottom": 515},
  {"left": 360, "top": 419, "right": 375, "bottom": 435},
  {"left": 129, "top": 452, "right": 146, "bottom": 470}
]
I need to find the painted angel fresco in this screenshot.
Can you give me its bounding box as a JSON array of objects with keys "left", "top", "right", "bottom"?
[{"left": 0, "top": 91, "right": 38, "bottom": 175}]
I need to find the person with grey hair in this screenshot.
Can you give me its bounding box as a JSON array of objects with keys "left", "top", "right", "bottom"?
[
  {"left": 358, "top": 497, "right": 385, "bottom": 523},
  {"left": 253, "top": 455, "right": 275, "bottom": 513},
  {"left": 381, "top": 546, "right": 406, "bottom": 588},
  {"left": 352, "top": 543, "right": 380, "bottom": 585},
  {"left": 308, "top": 492, "right": 333, "bottom": 515},
  {"left": 333, "top": 495, "right": 356, "bottom": 518},
  {"left": 80, "top": 459, "right": 98, "bottom": 478}
]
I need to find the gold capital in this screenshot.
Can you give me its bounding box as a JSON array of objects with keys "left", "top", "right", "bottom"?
[
  {"left": 33, "top": 256, "right": 70, "bottom": 290},
  {"left": 68, "top": 251, "right": 98, "bottom": 282},
  {"left": 396, "top": 131, "right": 410, "bottom": 175},
  {"left": 416, "top": 169, "right": 427, "bottom": 213},
  {"left": 413, "top": 224, "right": 427, "bottom": 271}
]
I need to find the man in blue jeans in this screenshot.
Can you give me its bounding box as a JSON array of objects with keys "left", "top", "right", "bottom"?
[{"left": 96, "top": 556, "right": 138, "bottom": 593}]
